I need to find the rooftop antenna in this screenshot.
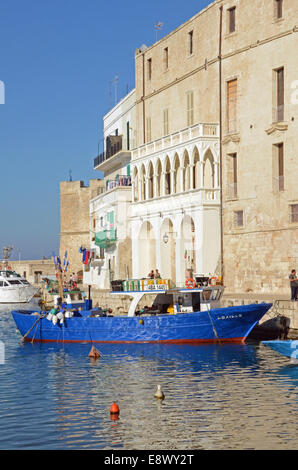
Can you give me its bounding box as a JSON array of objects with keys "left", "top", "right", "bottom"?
[
  {"left": 154, "top": 22, "right": 163, "bottom": 42},
  {"left": 69, "top": 169, "right": 72, "bottom": 182}
]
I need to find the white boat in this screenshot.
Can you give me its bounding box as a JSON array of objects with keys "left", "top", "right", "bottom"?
[{"left": 0, "top": 246, "right": 39, "bottom": 304}]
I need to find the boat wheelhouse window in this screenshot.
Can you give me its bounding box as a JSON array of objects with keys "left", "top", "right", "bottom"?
[
  {"left": 20, "top": 280, "right": 30, "bottom": 285},
  {"left": 0, "top": 281, "right": 4, "bottom": 287},
  {"left": 7, "top": 280, "right": 22, "bottom": 285}
]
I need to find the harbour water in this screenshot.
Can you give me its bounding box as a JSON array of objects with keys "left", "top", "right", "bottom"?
[{"left": 0, "top": 303, "right": 297, "bottom": 450}]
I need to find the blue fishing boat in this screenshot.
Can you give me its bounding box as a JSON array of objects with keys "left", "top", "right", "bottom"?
[
  {"left": 11, "top": 285, "right": 272, "bottom": 344},
  {"left": 262, "top": 340, "right": 298, "bottom": 360}
]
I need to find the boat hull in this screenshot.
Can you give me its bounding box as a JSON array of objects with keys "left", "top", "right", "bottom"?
[
  {"left": 0, "top": 286, "right": 38, "bottom": 303},
  {"left": 12, "top": 303, "right": 272, "bottom": 344},
  {"left": 262, "top": 340, "right": 298, "bottom": 359}
]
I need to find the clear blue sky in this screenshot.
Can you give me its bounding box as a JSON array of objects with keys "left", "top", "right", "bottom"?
[{"left": 0, "top": 0, "right": 213, "bottom": 261}]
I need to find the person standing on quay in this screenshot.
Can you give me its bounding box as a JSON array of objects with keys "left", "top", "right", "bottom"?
[{"left": 289, "top": 269, "right": 298, "bottom": 301}]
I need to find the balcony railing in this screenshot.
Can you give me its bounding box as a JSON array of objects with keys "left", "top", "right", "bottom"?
[
  {"left": 132, "top": 122, "right": 219, "bottom": 161},
  {"left": 94, "top": 135, "right": 124, "bottom": 169},
  {"left": 106, "top": 175, "right": 131, "bottom": 191}
]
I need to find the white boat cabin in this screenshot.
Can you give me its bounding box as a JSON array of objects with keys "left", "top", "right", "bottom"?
[{"left": 111, "top": 286, "right": 224, "bottom": 317}]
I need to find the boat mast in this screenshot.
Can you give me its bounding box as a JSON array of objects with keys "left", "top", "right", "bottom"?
[{"left": 2, "top": 246, "right": 13, "bottom": 270}]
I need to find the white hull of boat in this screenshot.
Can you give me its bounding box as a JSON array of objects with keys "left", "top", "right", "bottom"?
[{"left": 0, "top": 286, "right": 38, "bottom": 304}]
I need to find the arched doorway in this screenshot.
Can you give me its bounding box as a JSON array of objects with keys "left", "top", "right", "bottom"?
[
  {"left": 179, "top": 215, "right": 196, "bottom": 280},
  {"left": 138, "top": 221, "right": 156, "bottom": 278},
  {"left": 160, "top": 218, "right": 176, "bottom": 283}
]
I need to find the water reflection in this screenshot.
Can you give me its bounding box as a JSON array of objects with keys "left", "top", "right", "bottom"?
[{"left": 0, "top": 305, "right": 297, "bottom": 449}]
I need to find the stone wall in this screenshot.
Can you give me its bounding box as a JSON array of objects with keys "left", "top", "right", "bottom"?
[
  {"left": 59, "top": 179, "right": 104, "bottom": 275},
  {"left": 9, "top": 259, "right": 56, "bottom": 285}
]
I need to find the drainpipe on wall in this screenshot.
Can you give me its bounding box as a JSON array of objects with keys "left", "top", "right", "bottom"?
[
  {"left": 142, "top": 53, "right": 146, "bottom": 144},
  {"left": 219, "top": 4, "right": 224, "bottom": 284}
]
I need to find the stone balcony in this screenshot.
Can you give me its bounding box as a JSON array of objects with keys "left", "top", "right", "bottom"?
[{"left": 132, "top": 123, "right": 219, "bottom": 161}]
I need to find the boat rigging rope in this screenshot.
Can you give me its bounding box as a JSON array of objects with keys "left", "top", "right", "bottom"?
[
  {"left": 21, "top": 312, "right": 46, "bottom": 344},
  {"left": 203, "top": 294, "right": 221, "bottom": 344}
]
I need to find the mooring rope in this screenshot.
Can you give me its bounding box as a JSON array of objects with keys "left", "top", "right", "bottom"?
[{"left": 21, "top": 312, "right": 46, "bottom": 343}]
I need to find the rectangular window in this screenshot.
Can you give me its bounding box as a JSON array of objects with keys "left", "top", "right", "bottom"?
[
  {"left": 163, "top": 108, "right": 169, "bottom": 135},
  {"left": 147, "top": 58, "right": 152, "bottom": 80},
  {"left": 164, "top": 47, "right": 169, "bottom": 70},
  {"left": 228, "top": 7, "right": 236, "bottom": 33},
  {"left": 275, "top": 0, "right": 283, "bottom": 19},
  {"left": 274, "top": 67, "right": 284, "bottom": 122},
  {"left": 146, "top": 116, "right": 152, "bottom": 143},
  {"left": 273, "top": 143, "right": 284, "bottom": 191},
  {"left": 186, "top": 91, "right": 194, "bottom": 127},
  {"left": 227, "top": 79, "right": 237, "bottom": 133},
  {"left": 234, "top": 210, "right": 244, "bottom": 227},
  {"left": 188, "top": 31, "right": 193, "bottom": 55},
  {"left": 290, "top": 204, "right": 298, "bottom": 223}
]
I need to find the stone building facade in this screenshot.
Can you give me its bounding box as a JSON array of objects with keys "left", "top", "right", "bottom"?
[
  {"left": 219, "top": 0, "right": 298, "bottom": 294},
  {"left": 131, "top": 2, "right": 224, "bottom": 285},
  {"left": 59, "top": 179, "right": 105, "bottom": 276},
  {"left": 132, "top": 0, "right": 298, "bottom": 294}
]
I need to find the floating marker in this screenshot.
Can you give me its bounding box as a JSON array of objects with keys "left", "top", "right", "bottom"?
[
  {"left": 88, "top": 346, "right": 101, "bottom": 359},
  {"left": 110, "top": 402, "right": 120, "bottom": 416},
  {"left": 154, "top": 385, "right": 165, "bottom": 400}
]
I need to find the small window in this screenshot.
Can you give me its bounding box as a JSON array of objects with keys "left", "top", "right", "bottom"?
[
  {"left": 228, "top": 6, "right": 236, "bottom": 33},
  {"left": 227, "top": 79, "right": 238, "bottom": 133},
  {"left": 275, "top": 0, "right": 283, "bottom": 19},
  {"left": 188, "top": 31, "right": 193, "bottom": 55},
  {"left": 164, "top": 47, "right": 169, "bottom": 70},
  {"left": 227, "top": 153, "right": 238, "bottom": 198},
  {"left": 273, "top": 143, "right": 284, "bottom": 192},
  {"left": 147, "top": 58, "right": 152, "bottom": 80},
  {"left": 234, "top": 210, "right": 244, "bottom": 227},
  {"left": 290, "top": 204, "right": 298, "bottom": 223},
  {"left": 273, "top": 67, "right": 284, "bottom": 122}
]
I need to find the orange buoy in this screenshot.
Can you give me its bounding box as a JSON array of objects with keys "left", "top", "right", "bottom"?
[
  {"left": 88, "top": 346, "right": 101, "bottom": 359},
  {"left": 110, "top": 402, "right": 120, "bottom": 416}
]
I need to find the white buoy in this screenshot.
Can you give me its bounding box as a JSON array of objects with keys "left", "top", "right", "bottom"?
[{"left": 154, "top": 385, "right": 165, "bottom": 400}]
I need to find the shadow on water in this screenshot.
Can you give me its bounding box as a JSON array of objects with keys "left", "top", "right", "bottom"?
[{"left": 18, "top": 341, "right": 259, "bottom": 370}]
